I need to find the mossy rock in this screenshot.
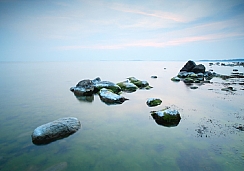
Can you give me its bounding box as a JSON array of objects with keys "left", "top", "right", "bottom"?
[
  {"left": 150, "top": 108, "right": 181, "bottom": 127},
  {"left": 127, "top": 77, "right": 151, "bottom": 89},
  {"left": 117, "top": 81, "right": 138, "bottom": 92},
  {"left": 146, "top": 98, "right": 162, "bottom": 107},
  {"left": 95, "top": 81, "right": 121, "bottom": 94},
  {"left": 171, "top": 76, "right": 181, "bottom": 82}
]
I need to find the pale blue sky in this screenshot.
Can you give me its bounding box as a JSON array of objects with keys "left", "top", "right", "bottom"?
[{"left": 0, "top": 0, "right": 244, "bottom": 61}]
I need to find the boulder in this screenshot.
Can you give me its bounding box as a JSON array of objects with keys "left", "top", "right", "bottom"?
[
  {"left": 95, "top": 81, "right": 121, "bottom": 93},
  {"left": 117, "top": 80, "right": 138, "bottom": 92},
  {"left": 32, "top": 117, "right": 81, "bottom": 145},
  {"left": 191, "top": 64, "right": 206, "bottom": 73},
  {"left": 146, "top": 98, "right": 162, "bottom": 107},
  {"left": 70, "top": 78, "right": 99, "bottom": 96},
  {"left": 177, "top": 71, "right": 189, "bottom": 78},
  {"left": 150, "top": 108, "right": 181, "bottom": 127},
  {"left": 98, "top": 88, "right": 128, "bottom": 105},
  {"left": 180, "top": 60, "right": 196, "bottom": 72}
]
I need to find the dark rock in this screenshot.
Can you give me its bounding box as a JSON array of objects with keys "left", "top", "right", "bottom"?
[
  {"left": 190, "top": 86, "right": 198, "bottom": 89},
  {"left": 191, "top": 64, "right": 206, "bottom": 73},
  {"left": 32, "top": 117, "right": 81, "bottom": 145},
  {"left": 221, "top": 87, "right": 237, "bottom": 91},
  {"left": 233, "top": 69, "right": 238, "bottom": 72},
  {"left": 177, "top": 71, "right": 189, "bottom": 78},
  {"left": 183, "top": 78, "right": 194, "bottom": 83},
  {"left": 98, "top": 88, "right": 128, "bottom": 105},
  {"left": 151, "top": 108, "right": 181, "bottom": 127},
  {"left": 151, "top": 76, "right": 157, "bottom": 78},
  {"left": 180, "top": 60, "right": 196, "bottom": 72}
]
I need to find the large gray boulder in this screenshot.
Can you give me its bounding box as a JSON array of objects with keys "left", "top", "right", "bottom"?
[
  {"left": 99, "top": 88, "right": 128, "bottom": 105},
  {"left": 32, "top": 117, "right": 81, "bottom": 145}
]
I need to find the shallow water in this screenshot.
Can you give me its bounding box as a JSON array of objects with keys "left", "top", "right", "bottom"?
[{"left": 0, "top": 61, "right": 243, "bottom": 171}]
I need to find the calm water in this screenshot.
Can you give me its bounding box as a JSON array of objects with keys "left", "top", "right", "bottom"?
[{"left": 0, "top": 61, "right": 243, "bottom": 171}]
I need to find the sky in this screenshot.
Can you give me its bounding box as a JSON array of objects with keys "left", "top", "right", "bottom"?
[{"left": 0, "top": 0, "right": 244, "bottom": 61}]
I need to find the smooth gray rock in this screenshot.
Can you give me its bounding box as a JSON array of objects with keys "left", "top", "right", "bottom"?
[
  {"left": 99, "top": 88, "right": 128, "bottom": 105},
  {"left": 32, "top": 117, "right": 81, "bottom": 145}
]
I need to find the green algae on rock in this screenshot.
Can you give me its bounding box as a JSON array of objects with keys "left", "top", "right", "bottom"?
[
  {"left": 150, "top": 108, "right": 181, "bottom": 127},
  {"left": 146, "top": 98, "right": 162, "bottom": 107},
  {"left": 117, "top": 80, "right": 138, "bottom": 92},
  {"left": 99, "top": 88, "right": 128, "bottom": 105},
  {"left": 127, "top": 77, "right": 152, "bottom": 89}
]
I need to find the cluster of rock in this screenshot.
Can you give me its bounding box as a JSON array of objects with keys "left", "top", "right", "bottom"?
[
  {"left": 31, "top": 117, "right": 81, "bottom": 145},
  {"left": 70, "top": 76, "right": 152, "bottom": 105},
  {"left": 171, "top": 60, "right": 244, "bottom": 91},
  {"left": 171, "top": 60, "right": 213, "bottom": 85},
  {"left": 209, "top": 61, "right": 244, "bottom": 67}
]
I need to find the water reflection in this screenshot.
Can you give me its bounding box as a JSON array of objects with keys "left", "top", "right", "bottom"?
[{"left": 74, "top": 94, "right": 94, "bottom": 103}]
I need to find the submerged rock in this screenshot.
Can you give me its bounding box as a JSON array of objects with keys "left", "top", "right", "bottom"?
[
  {"left": 117, "top": 80, "right": 138, "bottom": 92},
  {"left": 146, "top": 98, "right": 162, "bottom": 107},
  {"left": 99, "top": 88, "right": 128, "bottom": 105},
  {"left": 32, "top": 117, "right": 81, "bottom": 145},
  {"left": 151, "top": 108, "right": 181, "bottom": 127}
]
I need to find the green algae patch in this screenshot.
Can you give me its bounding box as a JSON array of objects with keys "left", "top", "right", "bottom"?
[
  {"left": 127, "top": 77, "right": 152, "bottom": 89},
  {"left": 117, "top": 81, "right": 138, "bottom": 92}
]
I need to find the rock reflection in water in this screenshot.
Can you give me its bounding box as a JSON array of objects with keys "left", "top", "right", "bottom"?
[{"left": 75, "top": 94, "right": 94, "bottom": 103}]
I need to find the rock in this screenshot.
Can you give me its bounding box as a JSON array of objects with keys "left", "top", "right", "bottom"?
[
  {"left": 98, "top": 88, "right": 128, "bottom": 105},
  {"left": 177, "top": 71, "right": 189, "bottom": 78},
  {"left": 171, "top": 76, "right": 181, "bottom": 82},
  {"left": 146, "top": 98, "right": 162, "bottom": 107},
  {"left": 73, "top": 86, "right": 94, "bottom": 96},
  {"left": 191, "top": 64, "right": 206, "bottom": 73},
  {"left": 151, "top": 75, "right": 157, "bottom": 78},
  {"left": 127, "top": 77, "right": 152, "bottom": 89},
  {"left": 180, "top": 60, "right": 196, "bottom": 72},
  {"left": 183, "top": 78, "right": 194, "bottom": 83},
  {"left": 95, "top": 81, "right": 121, "bottom": 93},
  {"left": 233, "top": 69, "right": 238, "bottom": 72},
  {"left": 151, "top": 108, "right": 181, "bottom": 127},
  {"left": 70, "top": 78, "right": 99, "bottom": 96},
  {"left": 117, "top": 80, "right": 138, "bottom": 92},
  {"left": 234, "top": 125, "right": 244, "bottom": 131},
  {"left": 190, "top": 86, "right": 198, "bottom": 89},
  {"left": 32, "top": 117, "right": 81, "bottom": 145},
  {"left": 221, "top": 87, "right": 237, "bottom": 91}
]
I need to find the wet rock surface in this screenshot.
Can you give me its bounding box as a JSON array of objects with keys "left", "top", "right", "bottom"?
[
  {"left": 32, "top": 117, "right": 81, "bottom": 145},
  {"left": 99, "top": 88, "right": 128, "bottom": 105}
]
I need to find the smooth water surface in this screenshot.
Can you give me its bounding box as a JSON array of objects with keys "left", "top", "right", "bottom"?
[{"left": 0, "top": 61, "right": 243, "bottom": 171}]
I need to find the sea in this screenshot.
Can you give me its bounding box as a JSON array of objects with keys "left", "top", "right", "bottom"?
[{"left": 0, "top": 61, "right": 243, "bottom": 171}]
